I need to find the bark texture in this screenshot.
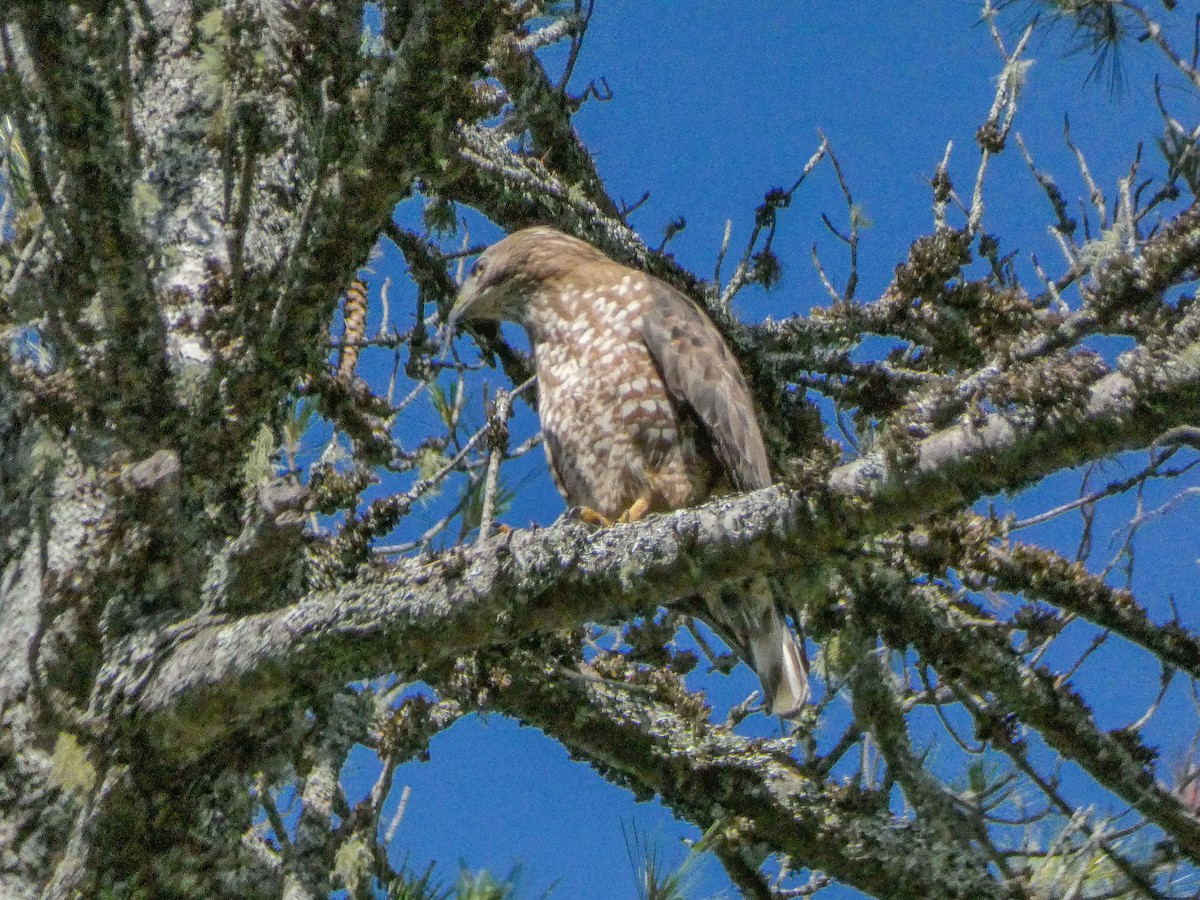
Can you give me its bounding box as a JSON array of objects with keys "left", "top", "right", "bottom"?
[{"left": 2, "top": 2, "right": 1200, "bottom": 898}]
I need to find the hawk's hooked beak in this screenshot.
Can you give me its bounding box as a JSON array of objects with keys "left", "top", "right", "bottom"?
[
  {"left": 448, "top": 274, "right": 513, "bottom": 331},
  {"left": 446, "top": 281, "right": 481, "bottom": 334}
]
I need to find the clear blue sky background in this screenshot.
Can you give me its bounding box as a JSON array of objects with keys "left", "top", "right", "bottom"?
[{"left": 332, "top": 4, "right": 1200, "bottom": 898}]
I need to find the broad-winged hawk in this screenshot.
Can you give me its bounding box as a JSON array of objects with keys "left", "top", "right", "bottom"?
[{"left": 450, "top": 226, "right": 808, "bottom": 716}]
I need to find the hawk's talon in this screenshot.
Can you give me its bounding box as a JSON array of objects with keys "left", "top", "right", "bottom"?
[
  {"left": 616, "top": 497, "right": 652, "bottom": 524},
  {"left": 566, "top": 506, "right": 614, "bottom": 527},
  {"left": 565, "top": 500, "right": 649, "bottom": 527}
]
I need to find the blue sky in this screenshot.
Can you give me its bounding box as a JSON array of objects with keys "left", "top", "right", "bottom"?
[{"left": 333, "top": 4, "right": 1200, "bottom": 898}]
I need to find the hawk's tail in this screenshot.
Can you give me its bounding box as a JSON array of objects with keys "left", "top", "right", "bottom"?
[
  {"left": 698, "top": 584, "right": 810, "bottom": 718},
  {"left": 745, "top": 604, "right": 809, "bottom": 718}
]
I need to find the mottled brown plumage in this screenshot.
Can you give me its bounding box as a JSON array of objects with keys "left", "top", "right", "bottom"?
[{"left": 450, "top": 226, "right": 807, "bottom": 715}]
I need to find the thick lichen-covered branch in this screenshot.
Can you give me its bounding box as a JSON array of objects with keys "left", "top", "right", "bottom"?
[
  {"left": 487, "top": 647, "right": 1017, "bottom": 900},
  {"left": 106, "top": 485, "right": 815, "bottom": 757}
]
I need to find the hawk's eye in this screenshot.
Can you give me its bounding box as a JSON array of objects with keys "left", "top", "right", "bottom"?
[{"left": 469, "top": 258, "right": 487, "bottom": 280}]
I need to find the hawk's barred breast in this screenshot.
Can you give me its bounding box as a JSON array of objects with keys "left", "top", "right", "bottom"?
[
  {"left": 527, "top": 271, "right": 709, "bottom": 519},
  {"left": 449, "top": 226, "right": 767, "bottom": 520}
]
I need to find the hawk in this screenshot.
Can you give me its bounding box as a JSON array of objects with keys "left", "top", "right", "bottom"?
[{"left": 449, "top": 226, "right": 808, "bottom": 716}]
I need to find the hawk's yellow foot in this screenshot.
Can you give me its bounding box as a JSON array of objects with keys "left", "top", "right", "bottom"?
[
  {"left": 574, "top": 506, "right": 615, "bottom": 528},
  {"left": 616, "top": 497, "right": 652, "bottom": 524}
]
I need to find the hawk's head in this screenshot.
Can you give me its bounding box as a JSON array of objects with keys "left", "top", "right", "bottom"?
[{"left": 448, "top": 226, "right": 610, "bottom": 329}]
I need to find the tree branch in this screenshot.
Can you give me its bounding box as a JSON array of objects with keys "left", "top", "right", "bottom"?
[
  {"left": 490, "top": 648, "right": 1018, "bottom": 900},
  {"left": 105, "top": 292, "right": 1200, "bottom": 760}
]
